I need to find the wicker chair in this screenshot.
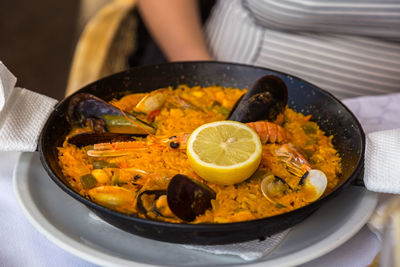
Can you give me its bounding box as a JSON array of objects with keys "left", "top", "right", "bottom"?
[{"left": 65, "top": 0, "right": 137, "bottom": 96}]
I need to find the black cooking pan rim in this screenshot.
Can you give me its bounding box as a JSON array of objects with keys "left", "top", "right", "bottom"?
[{"left": 39, "top": 61, "right": 366, "bottom": 230}]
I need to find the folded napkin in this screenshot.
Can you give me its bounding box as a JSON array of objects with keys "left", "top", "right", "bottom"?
[
  {"left": 0, "top": 62, "right": 57, "bottom": 151},
  {"left": 90, "top": 209, "right": 289, "bottom": 261},
  {"left": 364, "top": 129, "right": 400, "bottom": 194},
  {"left": 368, "top": 196, "right": 400, "bottom": 266},
  {"left": 343, "top": 94, "right": 400, "bottom": 194},
  {"left": 182, "top": 229, "right": 290, "bottom": 261}
]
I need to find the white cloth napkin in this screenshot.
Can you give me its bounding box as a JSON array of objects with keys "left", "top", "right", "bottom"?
[
  {"left": 0, "top": 62, "right": 57, "bottom": 151},
  {"left": 343, "top": 94, "right": 400, "bottom": 194},
  {"left": 183, "top": 229, "right": 290, "bottom": 261},
  {"left": 368, "top": 196, "right": 400, "bottom": 266},
  {"left": 365, "top": 129, "right": 400, "bottom": 193}
]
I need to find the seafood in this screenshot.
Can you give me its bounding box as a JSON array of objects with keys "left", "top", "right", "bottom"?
[
  {"left": 260, "top": 170, "right": 327, "bottom": 205},
  {"left": 135, "top": 89, "right": 168, "bottom": 114},
  {"left": 67, "top": 93, "right": 156, "bottom": 135},
  {"left": 58, "top": 85, "right": 342, "bottom": 223},
  {"left": 261, "top": 143, "right": 328, "bottom": 205},
  {"left": 136, "top": 174, "right": 216, "bottom": 222},
  {"left": 167, "top": 174, "right": 216, "bottom": 222},
  {"left": 66, "top": 92, "right": 201, "bottom": 146},
  {"left": 300, "top": 169, "right": 327, "bottom": 202},
  {"left": 67, "top": 76, "right": 287, "bottom": 147},
  {"left": 88, "top": 186, "right": 135, "bottom": 209},
  {"left": 260, "top": 174, "right": 291, "bottom": 206},
  {"left": 137, "top": 190, "right": 173, "bottom": 219},
  {"left": 275, "top": 143, "right": 311, "bottom": 178},
  {"left": 229, "top": 75, "right": 288, "bottom": 123},
  {"left": 246, "top": 121, "right": 290, "bottom": 144},
  {"left": 86, "top": 134, "right": 190, "bottom": 157},
  {"left": 135, "top": 88, "right": 200, "bottom": 112},
  {"left": 84, "top": 122, "right": 286, "bottom": 157},
  {"left": 67, "top": 132, "right": 138, "bottom": 147}
]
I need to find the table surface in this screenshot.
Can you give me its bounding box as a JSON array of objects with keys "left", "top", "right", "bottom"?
[{"left": 3, "top": 92, "right": 400, "bottom": 267}]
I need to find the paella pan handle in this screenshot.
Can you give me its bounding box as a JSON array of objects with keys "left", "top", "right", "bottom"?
[{"left": 0, "top": 62, "right": 58, "bottom": 152}]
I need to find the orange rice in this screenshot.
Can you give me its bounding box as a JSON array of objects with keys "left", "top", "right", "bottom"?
[{"left": 58, "top": 85, "right": 342, "bottom": 223}]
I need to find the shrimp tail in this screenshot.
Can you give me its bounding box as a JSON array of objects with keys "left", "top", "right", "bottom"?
[{"left": 246, "top": 121, "right": 290, "bottom": 144}]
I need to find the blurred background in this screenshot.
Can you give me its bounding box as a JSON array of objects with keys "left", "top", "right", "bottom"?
[
  {"left": 0, "top": 0, "right": 81, "bottom": 99},
  {"left": 0, "top": 0, "right": 215, "bottom": 100},
  {"left": 0, "top": 0, "right": 161, "bottom": 100}
]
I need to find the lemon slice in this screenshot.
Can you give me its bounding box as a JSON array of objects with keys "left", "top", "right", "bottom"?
[{"left": 187, "top": 121, "right": 262, "bottom": 185}]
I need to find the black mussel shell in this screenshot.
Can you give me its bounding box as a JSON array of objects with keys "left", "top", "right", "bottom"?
[
  {"left": 228, "top": 75, "right": 288, "bottom": 122},
  {"left": 67, "top": 93, "right": 119, "bottom": 126},
  {"left": 67, "top": 93, "right": 155, "bottom": 135},
  {"left": 167, "top": 174, "right": 216, "bottom": 222}
]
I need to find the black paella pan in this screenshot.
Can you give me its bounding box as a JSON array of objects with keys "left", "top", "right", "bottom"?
[{"left": 39, "top": 61, "right": 365, "bottom": 245}]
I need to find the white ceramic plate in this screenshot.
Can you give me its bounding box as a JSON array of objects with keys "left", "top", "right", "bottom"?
[{"left": 14, "top": 152, "right": 378, "bottom": 267}]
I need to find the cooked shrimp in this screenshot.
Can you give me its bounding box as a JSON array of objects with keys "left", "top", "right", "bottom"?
[
  {"left": 275, "top": 143, "right": 311, "bottom": 177},
  {"left": 246, "top": 121, "right": 290, "bottom": 144},
  {"left": 87, "top": 134, "right": 191, "bottom": 157}
]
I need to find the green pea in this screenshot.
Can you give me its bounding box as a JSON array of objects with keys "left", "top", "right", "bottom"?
[
  {"left": 80, "top": 174, "right": 97, "bottom": 189},
  {"left": 302, "top": 123, "right": 317, "bottom": 134}
]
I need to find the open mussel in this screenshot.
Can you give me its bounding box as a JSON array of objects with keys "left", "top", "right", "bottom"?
[
  {"left": 136, "top": 174, "right": 216, "bottom": 222},
  {"left": 229, "top": 75, "right": 288, "bottom": 123},
  {"left": 167, "top": 174, "right": 216, "bottom": 222},
  {"left": 67, "top": 93, "right": 156, "bottom": 135},
  {"left": 137, "top": 190, "right": 175, "bottom": 219}
]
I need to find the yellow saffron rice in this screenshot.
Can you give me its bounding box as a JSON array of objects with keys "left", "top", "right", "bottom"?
[{"left": 58, "top": 85, "right": 342, "bottom": 223}]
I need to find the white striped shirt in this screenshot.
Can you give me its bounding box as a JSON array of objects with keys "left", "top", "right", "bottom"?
[{"left": 205, "top": 0, "right": 400, "bottom": 99}]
